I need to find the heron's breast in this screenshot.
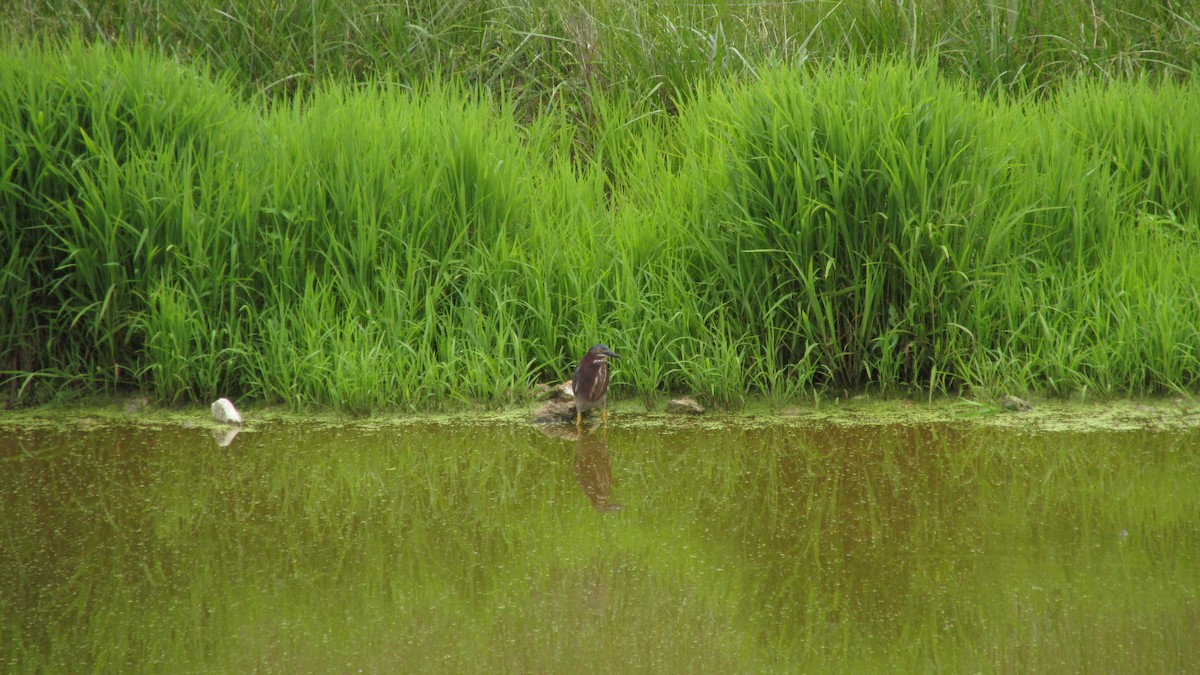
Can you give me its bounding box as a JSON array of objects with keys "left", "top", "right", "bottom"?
[{"left": 588, "top": 364, "right": 609, "bottom": 399}]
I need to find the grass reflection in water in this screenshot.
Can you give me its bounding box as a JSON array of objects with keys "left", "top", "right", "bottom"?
[{"left": 1, "top": 419, "right": 1197, "bottom": 672}]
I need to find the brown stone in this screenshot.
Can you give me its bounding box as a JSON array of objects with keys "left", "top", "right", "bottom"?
[
  {"left": 532, "top": 399, "right": 577, "bottom": 424},
  {"left": 536, "top": 382, "right": 575, "bottom": 402}
]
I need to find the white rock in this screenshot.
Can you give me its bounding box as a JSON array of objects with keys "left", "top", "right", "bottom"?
[{"left": 211, "top": 398, "right": 243, "bottom": 426}]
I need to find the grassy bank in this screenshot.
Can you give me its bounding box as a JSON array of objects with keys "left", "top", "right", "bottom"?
[{"left": 2, "top": 42, "right": 1199, "bottom": 410}]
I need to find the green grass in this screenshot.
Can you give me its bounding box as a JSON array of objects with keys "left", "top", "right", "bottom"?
[
  {"left": 5, "top": 0, "right": 1200, "bottom": 115},
  {"left": 1, "top": 41, "right": 1199, "bottom": 409}
]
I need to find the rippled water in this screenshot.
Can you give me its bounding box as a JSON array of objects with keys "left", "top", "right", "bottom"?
[{"left": 2, "top": 416, "right": 1198, "bottom": 672}]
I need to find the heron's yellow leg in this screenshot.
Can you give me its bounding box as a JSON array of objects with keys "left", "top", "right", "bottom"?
[
  {"left": 601, "top": 406, "right": 608, "bottom": 428},
  {"left": 576, "top": 410, "right": 583, "bottom": 432}
]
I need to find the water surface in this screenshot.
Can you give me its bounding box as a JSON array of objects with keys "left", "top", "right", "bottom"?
[{"left": 2, "top": 416, "right": 1198, "bottom": 672}]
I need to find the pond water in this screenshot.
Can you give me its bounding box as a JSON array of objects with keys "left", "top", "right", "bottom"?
[{"left": 2, "top": 414, "right": 1198, "bottom": 672}]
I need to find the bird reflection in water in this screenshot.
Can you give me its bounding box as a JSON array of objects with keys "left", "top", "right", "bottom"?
[{"left": 574, "top": 432, "right": 623, "bottom": 512}]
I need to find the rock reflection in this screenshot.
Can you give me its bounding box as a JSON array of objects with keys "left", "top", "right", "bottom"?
[
  {"left": 210, "top": 428, "right": 240, "bottom": 447},
  {"left": 575, "top": 432, "right": 622, "bottom": 512}
]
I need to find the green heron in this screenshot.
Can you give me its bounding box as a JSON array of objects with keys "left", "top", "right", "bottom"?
[{"left": 572, "top": 344, "right": 621, "bottom": 431}]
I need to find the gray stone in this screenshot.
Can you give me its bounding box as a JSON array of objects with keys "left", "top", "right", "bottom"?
[
  {"left": 666, "top": 397, "right": 705, "bottom": 415},
  {"left": 122, "top": 397, "right": 150, "bottom": 413},
  {"left": 211, "top": 398, "right": 243, "bottom": 425},
  {"left": 998, "top": 395, "right": 1032, "bottom": 412}
]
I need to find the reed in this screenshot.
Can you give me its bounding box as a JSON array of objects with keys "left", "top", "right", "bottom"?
[
  {"left": 5, "top": 0, "right": 1198, "bottom": 114},
  {"left": 1, "top": 42, "right": 1198, "bottom": 408}
]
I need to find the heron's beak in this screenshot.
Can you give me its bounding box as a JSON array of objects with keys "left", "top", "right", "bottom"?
[{"left": 604, "top": 349, "right": 622, "bottom": 359}]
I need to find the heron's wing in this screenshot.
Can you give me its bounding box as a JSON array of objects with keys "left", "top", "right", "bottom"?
[{"left": 572, "top": 361, "right": 582, "bottom": 394}]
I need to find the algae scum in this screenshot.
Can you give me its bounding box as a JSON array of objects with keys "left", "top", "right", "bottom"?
[{"left": 2, "top": 406, "right": 1199, "bottom": 672}]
